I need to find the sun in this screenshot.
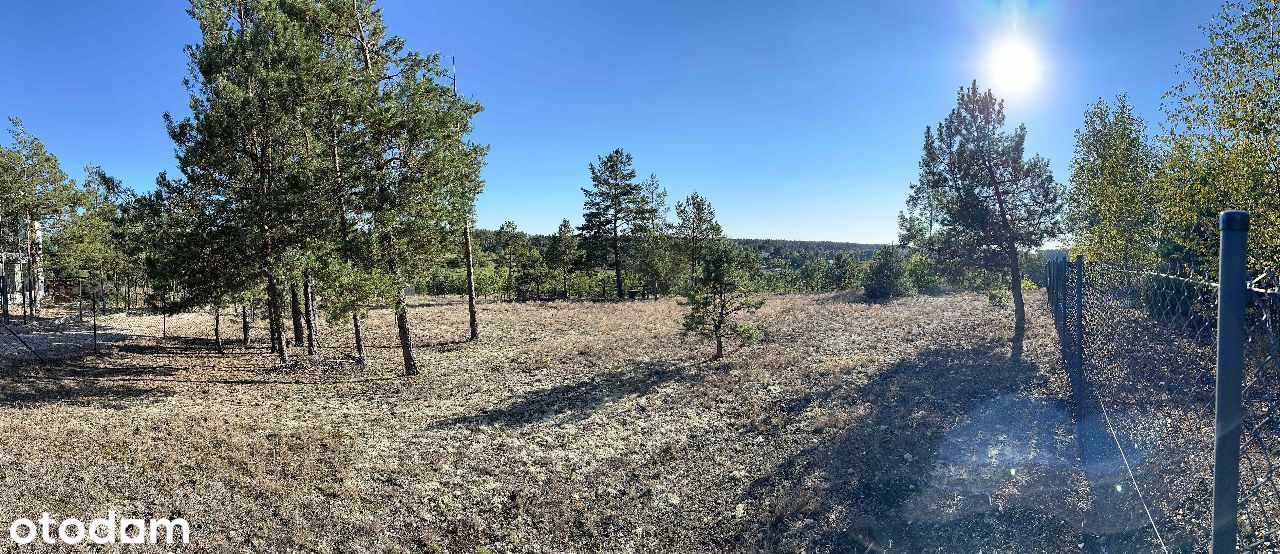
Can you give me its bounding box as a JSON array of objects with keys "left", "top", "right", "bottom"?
[{"left": 985, "top": 35, "right": 1044, "bottom": 98}]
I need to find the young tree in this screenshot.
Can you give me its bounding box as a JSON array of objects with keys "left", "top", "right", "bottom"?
[
  {"left": 673, "top": 191, "right": 724, "bottom": 280},
  {"left": 579, "top": 148, "right": 646, "bottom": 300},
  {"left": 48, "top": 167, "right": 130, "bottom": 285},
  {"left": 494, "top": 221, "right": 526, "bottom": 299},
  {"left": 1067, "top": 96, "right": 1160, "bottom": 266},
  {"left": 827, "top": 251, "right": 863, "bottom": 291},
  {"left": 632, "top": 174, "right": 676, "bottom": 297},
  {"left": 862, "top": 246, "right": 911, "bottom": 300},
  {"left": 1162, "top": 0, "right": 1280, "bottom": 271},
  {"left": 543, "top": 218, "right": 582, "bottom": 298},
  {"left": 909, "top": 81, "right": 1063, "bottom": 358},
  {"left": 681, "top": 240, "right": 764, "bottom": 360},
  {"left": 0, "top": 118, "right": 76, "bottom": 316}
]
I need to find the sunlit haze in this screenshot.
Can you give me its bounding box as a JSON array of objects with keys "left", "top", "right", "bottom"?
[{"left": 985, "top": 34, "right": 1046, "bottom": 99}]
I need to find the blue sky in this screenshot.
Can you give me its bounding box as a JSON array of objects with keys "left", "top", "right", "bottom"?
[{"left": 0, "top": 1, "right": 1219, "bottom": 242}]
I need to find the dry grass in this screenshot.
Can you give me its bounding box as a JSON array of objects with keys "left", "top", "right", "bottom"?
[{"left": 0, "top": 292, "right": 1086, "bottom": 552}]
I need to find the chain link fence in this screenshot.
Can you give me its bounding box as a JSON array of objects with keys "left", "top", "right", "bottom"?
[
  {"left": 0, "top": 276, "right": 146, "bottom": 367},
  {"left": 1049, "top": 211, "right": 1280, "bottom": 552}
]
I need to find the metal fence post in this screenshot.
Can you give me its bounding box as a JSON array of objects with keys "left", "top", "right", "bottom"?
[
  {"left": 1075, "top": 255, "right": 1085, "bottom": 373},
  {"left": 1059, "top": 257, "right": 1068, "bottom": 325},
  {"left": 1, "top": 275, "right": 8, "bottom": 325},
  {"left": 92, "top": 291, "right": 99, "bottom": 355},
  {"left": 1055, "top": 258, "right": 1061, "bottom": 315},
  {"left": 1211, "top": 210, "right": 1248, "bottom": 554}
]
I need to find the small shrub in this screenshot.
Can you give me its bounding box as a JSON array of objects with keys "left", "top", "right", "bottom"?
[
  {"left": 735, "top": 322, "right": 764, "bottom": 347},
  {"left": 906, "top": 253, "right": 943, "bottom": 294},
  {"left": 987, "top": 287, "right": 1011, "bottom": 307},
  {"left": 1021, "top": 277, "right": 1037, "bottom": 291},
  {"left": 863, "top": 247, "right": 912, "bottom": 299}
]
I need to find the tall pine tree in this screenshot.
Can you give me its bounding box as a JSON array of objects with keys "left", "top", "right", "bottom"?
[
  {"left": 579, "top": 148, "right": 645, "bottom": 300},
  {"left": 907, "top": 81, "right": 1062, "bottom": 360}
]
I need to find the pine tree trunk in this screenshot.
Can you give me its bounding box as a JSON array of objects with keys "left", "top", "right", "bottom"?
[
  {"left": 290, "top": 283, "right": 304, "bottom": 345},
  {"left": 612, "top": 225, "right": 624, "bottom": 300},
  {"left": 242, "top": 304, "right": 251, "bottom": 347},
  {"left": 352, "top": 312, "right": 366, "bottom": 366},
  {"left": 268, "top": 300, "right": 278, "bottom": 353},
  {"left": 1008, "top": 245, "right": 1026, "bottom": 362},
  {"left": 988, "top": 164, "right": 1026, "bottom": 362},
  {"left": 267, "top": 275, "right": 289, "bottom": 364},
  {"left": 396, "top": 290, "right": 419, "bottom": 375},
  {"left": 303, "top": 272, "right": 317, "bottom": 356},
  {"left": 267, "top": 302, "right": 275, "bottom": 350},
  {"left": 214, "top": 305, "right": 223, "bottom": 354},
  {"left": 463, "top": 223, "right": 480, "bottom": 341}
]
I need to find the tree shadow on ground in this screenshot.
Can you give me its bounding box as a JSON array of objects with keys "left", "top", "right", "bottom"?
[
  {"left": 0, "top": 355, "right": 179, "bottom": 408},
  {"left": 0, "top": 374, "right": 173, "bottom": 409},
  {"left": 429, "top": 361, "right": 704, "bottom": 429},
  {"left": 737, "top": 342, "right": 1085, "bottom": 553}
]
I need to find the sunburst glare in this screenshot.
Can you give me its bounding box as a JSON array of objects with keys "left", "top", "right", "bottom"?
[{"left": 985, "top": 34, "right": 1045, "bottom": 98}]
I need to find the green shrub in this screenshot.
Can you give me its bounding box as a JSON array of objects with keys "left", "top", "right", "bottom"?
[
  {"left": 735, "top": 322, "right": 765, "bottom": 346},
  {"left": 1021, "top": 277, "right": 1037, "bottom": 291},
  {"left": 987, "top": 287, "right": 1012, "bottom": 307},
  {"left": 863, "top": 247, "right": 912, "bottom": 299},
  {"left": 906, "top": 253, "right": 943, "bottom": 293}
]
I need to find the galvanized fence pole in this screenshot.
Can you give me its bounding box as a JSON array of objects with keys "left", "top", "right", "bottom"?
[
  {"left": 1045, "top": 259, "right": 1052, "bottom": 303},
  {"left": 91, "top": 290, "right": 99, "bottom": 355},
  {"left": 1, "top": 274, "right": 8, "bottom": 325},
  {"left": 1055, "top": 258, "right": 1061, "bottom": 316},
  {"left": 1211, "top": 210, "right": 1248, "bottom": 554},
  {"left": 1059, "top": 257, "right": 1068, "bottom": 327},
  {"left": 1059, "top": 257, "right": 1068, "bottom": 325},
  {"left": 1075, "top": 255, "right": 1085, "bottom": 373}
]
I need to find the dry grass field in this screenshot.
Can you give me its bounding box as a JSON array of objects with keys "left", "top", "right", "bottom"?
[{"left": 0, "top": 292, "right": 1091, "bottom": 553}]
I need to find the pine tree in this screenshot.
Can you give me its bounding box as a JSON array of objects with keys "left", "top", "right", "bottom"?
[
  {"left": 544, "top": 219, "right": 582, "bottom": 299},
  {"left": 681, "top": 240, "right": 764, "bottom": 360},
  {"left": 673, "top": 191, "right": 724, "bottom": 280},
  {"left": 166, "top": 0, "right": 331, "bottom": 363},
  {"left": 909, "top": 81, "right": 1063, "bottom": 359},
  {"left": 0, "top": 118, "right": 76, "bottom": 316},
  {"left": 494, "top": 221, "right": 524, "bottom": 299},
  {"left": 632, "top": 174, "right": 676, "bottom": 297},
  {"left": 862, "top": 246, "right": 911, "bottom": 300},
  {"left": 579, "top": 148, "right": 645, "bottom": 300}
]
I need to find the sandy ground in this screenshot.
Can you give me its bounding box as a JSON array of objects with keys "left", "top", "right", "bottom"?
[{"left": 0, "top": 292, "right": 1091, "bottom": 553}]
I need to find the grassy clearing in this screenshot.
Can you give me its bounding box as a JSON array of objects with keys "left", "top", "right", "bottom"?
[{"left": 0, "top": 292, "right": 1085, "bottom": 552}]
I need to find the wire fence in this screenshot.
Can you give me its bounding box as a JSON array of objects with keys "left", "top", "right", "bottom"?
[
  {"left": 1048, "top": 211, "right": 1280, "bottom": 552},
  {"left": 0, "top": 275, "right": 157, "bottom": 366}
]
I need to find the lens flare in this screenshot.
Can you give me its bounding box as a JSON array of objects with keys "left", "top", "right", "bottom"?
[{"left": 985, "top": 34, "right": 1044, "bottom": 98}]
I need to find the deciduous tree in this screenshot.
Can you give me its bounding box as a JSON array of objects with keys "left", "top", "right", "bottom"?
[
  {"left": 1067, "top": 96, "right": 1160, "bottom": 266},
  {"left": 1161, "top": 0, "right": 1280, "bottom": 271}
]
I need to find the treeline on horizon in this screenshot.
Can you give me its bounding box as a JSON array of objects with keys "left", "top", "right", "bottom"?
[{"left": 1, "top": 0, "right": 1277, "bottom": 368}]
